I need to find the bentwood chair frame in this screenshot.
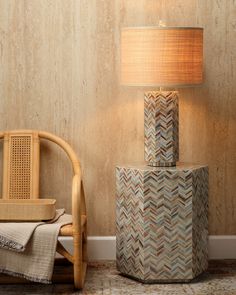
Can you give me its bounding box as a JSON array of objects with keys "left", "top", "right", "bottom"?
[{"left": 0, "top": 130, "right": 87, "bottom": 289}]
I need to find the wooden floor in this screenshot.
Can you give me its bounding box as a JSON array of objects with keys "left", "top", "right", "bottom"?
[
  {"left": 1, "top": 260, "right": 236, "bottom": 294},
  {"left": 0, "top": 259, "right": 74, "bottom": 285}
]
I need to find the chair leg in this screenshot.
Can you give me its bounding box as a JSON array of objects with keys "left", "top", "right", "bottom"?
[
  {"left": 82, "top": 225, "right": 88, "bottom": 264},
  {"left": 73, "top": 233, "right": 83, "bottom": 289}
]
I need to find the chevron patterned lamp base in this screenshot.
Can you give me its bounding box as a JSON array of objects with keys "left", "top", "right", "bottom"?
[
  {"left": 144, "top": 91, "right": 179, "bottom": 167},
  {"left": 116, "top": 163, "right": 208, "bottom": 282}
]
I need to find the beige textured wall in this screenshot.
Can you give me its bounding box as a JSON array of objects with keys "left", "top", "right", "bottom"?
[{"left": 0, "top": 0, "right": 235, "bottom": 235}]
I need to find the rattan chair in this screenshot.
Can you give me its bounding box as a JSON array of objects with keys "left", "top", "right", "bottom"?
[{"left": 0, "top": 130, "right": 87, "bottom": 289}]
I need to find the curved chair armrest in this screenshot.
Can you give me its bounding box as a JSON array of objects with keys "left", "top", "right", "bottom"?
[
  {"left": 39, "top": 131, "right": 86, "bottom": 234},
  {"left": 39, "top": 131, "right": 81, "bottom": 175},
  {"left": 72, "top": 174, "right": 86, "bottom": 234}
]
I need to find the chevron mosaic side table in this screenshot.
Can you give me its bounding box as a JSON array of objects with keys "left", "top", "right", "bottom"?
[{"left": 116, "top": 163, "right": 208, "bottom": 283}]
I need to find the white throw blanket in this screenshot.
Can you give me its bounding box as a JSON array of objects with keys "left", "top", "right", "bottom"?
[{"left": 0, "top": 209, "right": 72, "bottom": 283}]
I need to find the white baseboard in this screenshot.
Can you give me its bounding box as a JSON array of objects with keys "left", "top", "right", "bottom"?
[
  {"left": 58, "top": 235, "right": 236, "bottom": 261},
  {"left": 58, "top": 236, "right": 116, "bottom": 261},
  {"left": 208, "top": 235, "right": 236, "bottom": 259}
]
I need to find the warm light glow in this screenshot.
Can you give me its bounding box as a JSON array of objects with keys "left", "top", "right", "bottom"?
[{"left": 121, "top": 27, "right": 203, "bottom": 87}]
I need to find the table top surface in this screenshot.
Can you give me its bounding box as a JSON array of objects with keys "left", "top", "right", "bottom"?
[{"left": 116, "top": 162, "right": 208, "bottom": 171}]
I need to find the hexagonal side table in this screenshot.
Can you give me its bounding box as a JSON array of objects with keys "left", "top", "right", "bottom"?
[{"left": 116, "top": 163, "right": 208, "bottom": 283}]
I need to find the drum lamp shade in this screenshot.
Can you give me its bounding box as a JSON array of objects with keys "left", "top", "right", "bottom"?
[{"left": 120, "top": 27, "right": 203, "bottom": 87}]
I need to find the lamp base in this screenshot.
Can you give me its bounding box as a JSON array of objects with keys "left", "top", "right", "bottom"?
[{"left": 144, "top": 91, "right": 179, "bottom": 167}]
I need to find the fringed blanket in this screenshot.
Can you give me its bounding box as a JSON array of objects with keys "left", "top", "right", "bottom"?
[{"left": 0, "top": 209, "right": 72, "bottom": 283}]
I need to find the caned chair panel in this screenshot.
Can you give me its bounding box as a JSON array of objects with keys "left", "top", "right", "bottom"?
[{"left": 2, "top": 131, "right": 40, "bottom": 199}]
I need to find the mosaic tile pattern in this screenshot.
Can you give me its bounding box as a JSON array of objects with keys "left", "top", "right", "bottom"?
[
  {"left": 144, "top": 91, "right": 179, "bottom": 167},
  {"left": 116, "top": 164, "right": 208, "bottom": 282}
]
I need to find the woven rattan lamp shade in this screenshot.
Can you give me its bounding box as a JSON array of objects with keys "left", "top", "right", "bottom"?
[{"left": 121, "top": 27, "right": 203, "bottom": 87}]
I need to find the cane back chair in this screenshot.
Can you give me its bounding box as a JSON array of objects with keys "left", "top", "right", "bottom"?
[{"left": 0, "top": 130, "right": 87, "bottom": 289}]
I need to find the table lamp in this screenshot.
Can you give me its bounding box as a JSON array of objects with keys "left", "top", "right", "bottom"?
[{"left": 121, "top": 26, "right": 203, "bottom": 167}]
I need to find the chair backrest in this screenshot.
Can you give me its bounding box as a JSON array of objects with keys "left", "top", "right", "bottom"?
[
  {"left": 0, "top": 129, "right": 81, "bottom": 201},
  {"left": 2, "top": 131, "right": 40, "bottom": 199}
]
